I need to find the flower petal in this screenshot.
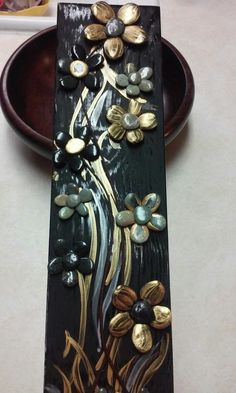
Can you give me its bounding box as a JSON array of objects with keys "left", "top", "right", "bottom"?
[
  {"left": 132, "top": 324, "right": 153, "bottom": 353},
  {"left": 71, "top": 44, "right": 86, "bottom": 61},
  {"left": 130, "top": 223, "right": 149, "bottom": 244},
  {"left": 82, "top": 144, "right": 100, "bottom": 161},
  {"left": 126, "top": 129, "right": 144, "bottom": 144},
  {"left": 59, "top": 207, "right": 75, "bottom": 220},
  {"left": 76, "top": 203, "right": 89, "bottom": 217},
  {"left": 124, "top": 193, "right": 141, "bottom": 210},
  {"left": 79, "top": 189, "right": 93, "bottom": 203},
  {"left": 112, "top": 285, "right": 137, "bottom": 311},
  {"left": 116, "top": 210, "right": 135, "bottom": 227},
  {"left": 84, "top": 24, "right": 107, "bottom": 41},
  {"left": 54, "top": 194, "right": 68, "bottom": 207},
  {"left": 65, "top": 138, "right": 86, "bottom": 154},
  {"left": 104, "top": 37, "right": 124, "bottom": 60},
  {"left": 142, "top": 193, "right": 161, "bottom": 213},
  {"left": 62, "top": 271, "right": 78, "bottom": 287},
  {"left": 117, "top": 3, "right": 140, "bottom": 25},
  {"left": 147, "top": 213, "right": 166, "bottom": 231},
  {"left": 53, "top": 149, "right": 67, "bottom": 169},
  {"left": 87, "top": 53, "right": 104, "bottom": 71},
  {"left": 140, "top": 280, "right": 165, "bottom": 305},
  {"left": 151, "top": 306, "right": 172, "bottom": 330},
  {"left": 83, "top": 73, "right": 101, "bottom": 91},
  {"left": 59, "top": 75, "right": 78, "bottom": 90},
  {"left": 48, "top": 257, "right": 63, "bottom": 275},
  {"left": 109, "top": 312, "right": 134, "bottom": 337},
  {"left": 107, "top": 105, "right": 126, "bottom": 124},
  {"left": 57, "top": 58, "right": 71, "bottom": 74},
  {"left": 108, "top": 124, "right": 126, "bottom": 141},
  {"left": 74, "top": 125, "right": 91, "bottom": 142},
  {"left": 139, "top": 113, "right": 158, "bottom": 129},
  {"left": 128, "top": 99, "right": 142, "bottom": 116},
  {"left": 91, "top": 1, "right": 115, "bottom": 24},
  {"left": 69, "top": 156, "right": 84, "bottom": 173},
  {"left": 122, "top": 26, "right": 148, "bottom": 44}
]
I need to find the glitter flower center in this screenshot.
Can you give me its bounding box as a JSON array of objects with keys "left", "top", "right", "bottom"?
[
  {"left": 105, "top": 17, "right": 125, "bottom": 37},
  {"left": 70, "top": 60, "right": 89, "bottom": 78},
  {"left": 130, "top": 300, "right": 155, "bottom": 324},
  {"left": 121, "top": 113, "right": 140, "bottom": 130}
]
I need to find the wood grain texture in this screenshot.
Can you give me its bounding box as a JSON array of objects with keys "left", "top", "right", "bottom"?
[{"left": 44, "top": 3, "right": 173, "bottom": 392}]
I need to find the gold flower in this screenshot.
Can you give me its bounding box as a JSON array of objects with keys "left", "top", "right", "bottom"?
[
  {"left": 106, "top": 100, "right": 157, "bottom": 144},
  {"left": 109, "top": 281, "right": 171, "bottom": 353},
  {"left": 84, "top": 2, "right": 148, "bottom": 60}
]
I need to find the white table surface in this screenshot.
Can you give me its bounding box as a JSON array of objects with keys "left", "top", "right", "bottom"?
[{"left": 0, "top": 1, "right": 236, "bottom": 392}]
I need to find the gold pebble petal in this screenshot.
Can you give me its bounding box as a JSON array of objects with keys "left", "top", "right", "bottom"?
[
  {"left": 108, "top": 123, "right": 126, "bottom": 141},
  {"left": 126, "top": 129, "right": 144, "bottom": 144},
  {"left": 84, "top": 24, "right": 107, "bottom": 41},
  {"left": 65, "top": 138, "right": 86, "bottom": 154},
  {"left": 107, "top": 105, "right": 126, "bottom": 123},
  {"left": 113, "top": 285, "right": 138, "bottom": 311},
  {"left": 70, "top": 60, "right": 89, "bottom": 78},
  {"left": 151, "top": 305, "right": 172, "bottom": 330},
  {"left": 128, "top": 99, "right": 142, "bottom": 116},
  {"left": 139, "top": 113, "right": 158, "bottom": 129},
  {"left": 140, "top": 280, "right": 165, "bottom": 305},
  {"left": 104, "top": 37, "right": 124, "bottom": 60},
  {"left": 142, "top": 193, "right": 161, "bottom": 213},
  {"left": 132, "top": 324, "right": 153, "bottom": 353},
  {"left": 54, "top": 194, "right": 68, "bottom": 207},
  {"left": 109, "top": 312, "right": 134, "bottom": 337},
  {"left": 117, "top": 3, "right": 141, "bottom": 25},
  {"left": 91, "top": 1, "right": 115, "bottom": 24},
  {"left": 122, "top": 25, "right": 148, "bottom": 45}
]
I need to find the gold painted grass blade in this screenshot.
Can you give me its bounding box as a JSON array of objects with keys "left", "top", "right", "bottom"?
[{"left": 54, "top": 365, "right": 72, "bottom": 393}]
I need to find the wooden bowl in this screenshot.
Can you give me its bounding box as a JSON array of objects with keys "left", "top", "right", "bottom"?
[{"left": 0, "top": 27, "right": 194, "bottom": 159}]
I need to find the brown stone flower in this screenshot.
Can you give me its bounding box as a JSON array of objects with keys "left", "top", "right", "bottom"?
[
  {"left": 84, "top": 2, "right": 148, "bottom": 60},
  {"left": 109, "top": 281, "right": 171, "bottom": 353}
]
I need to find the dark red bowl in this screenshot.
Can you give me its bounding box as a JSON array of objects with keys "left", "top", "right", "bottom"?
[{"left": 0, "top": 26, "right": 194, "bottom": 159}]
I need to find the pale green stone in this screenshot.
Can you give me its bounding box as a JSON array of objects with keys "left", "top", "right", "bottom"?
[
  {"left": 59, "top": 206, "right": 74, "bottom": 220},
  {"left": 130, "top": 224, "right": 149, "bottom": 244},
  {"left": 128, "top": 72, "right": 141, "bottom": 85},
  {"left": 143, "top": 193, "right": 160, "bottom": 210},
  {"left": 125, "top": 193, "right": 140, "bottom": 210},
  {"left": 139, "top": 79, "right": 154, "bottom": 93},
  {"left": 125, "top": 63, "right": 136, "bottom": 75},
  {"left": 126, "top": 85, "right": 140, "bottom": 97},
  {"left": 134, "top": 206, "right": 152, "bottom": 225},
  {"left": 121, "top": 113, "right": 140, "bottom": 130},
  {"left": 150, "top": 214, "right": 166, "bottom": 231},
  {"left": 116, "top": 210, "right": 134, "bottom": 227},
  {"left": 54, "top": 194, "right": 68, "bottom": 207},
  {"left": 66, "top": 194, "right": 80, "bottom": 208},
  {"left": 79, "top": 189, "right": 93, "bottom": 202},
  {"left": 76, "top": 203, "right": 88, "bottom": 216},
  {"left": 139, "top": 67, "right": 153, "bottom": 80},
  {"left": 116, "top": 73, "right": 129, "bottom": 88}
]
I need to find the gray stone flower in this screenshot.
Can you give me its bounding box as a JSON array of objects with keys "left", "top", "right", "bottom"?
[
  {"left": 116, "top": 193, "right": 166, "bottom": 244},
  {"left": 116, "top": 63, "right": 154, "bottom": 97},
  {"left": 54, "top": 183, "right": 93, "bottom": 220}
]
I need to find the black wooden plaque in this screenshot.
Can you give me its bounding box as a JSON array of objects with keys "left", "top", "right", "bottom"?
[{"left": 44, "top": 3, "right": 173, "bottom": 393}]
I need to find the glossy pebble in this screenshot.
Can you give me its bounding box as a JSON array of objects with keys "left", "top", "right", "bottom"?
[
  {"left": 78, "top": 257, "right": 95, "bottom": 275},
  {"left": 70, "top": 60, "right": 88, "bottom": 78},
  {"left": 125, "top": 193, "right": 140, "bottom": 210},
  {"left": 126, "top": 84, "right": 140, "bottom": 97},
  {"left": 62, "top": 271, "right": 78, "bottom": 287},
  {"left": 82, "top": 144, "right": 100, "bottom": 161},
  {"left": 116, "top": 210, "right": 134, "bottom": 226},
  {"left": 74, "top": 240, "right": 89, "bottom": 257},
  {"left": 121, "top": 113, "right": 140, "bottom": 130},
  {"left": 139, "top": 66, "right": 153, "bottom": 80},
  {"left": 72, "top": 44, "right": 86, "bottom": 61},
  {"left": 59, "top": 206, "right": 74, "bottom": 220},
  {"left": 87, "top": 53, "right": 104, "bottom": 70},
  {"left": 63, "top": 252, "right": 80, "bottom": 271},
  {"left": 67, "top": 183, "right": 78, "bottom": 194},
  {"left": 131, "top": 300, "right": 155, "bottom": 324},
  {"left": 79, "top": 189, "right": 93, "bottom": 202},
  {"left": 76, "top": 203, "right": 88, "bottom": 216},
  {"left": 139, "top": 79, "right": 154, "bottom": 93},
  {"left": 48, "top": 257, "right": 63, "bottom": 275},
  {"left": 54, "top": 194, "right": 68, "bottom": 207},
  {"left": 69, "top": 156, "right": 83, "bottom": 173},
  {"left": 149, "top": 214, "right": 166, "bottom": 231},
  {"left": 66, "top": 194, "right": 80, "bottom": 208},
  {"left": 134, "top": 206, "right": 152, "bottom": 225},
  {"left": 55, "top": 131, "right": 71, "bottom": 148},
  {"left": 53, "top": 149, "right": 67, "bottom": 168},
  {"left": 130, "top": 224, "right": 149, "bottom": 244},
  {"left": 105, "top": 17, "right": 125, "bottom": 37},
  {"left": 54, "top": 238, "right": 68, "bottom": 256},
  {"left": 65, "top": 138, "right": 85, "bottom": 154},
  {"left": 57, "top": 58, "right": 71, "bottom": 74},
  {"left": 59, "top": 75, "right": 78, "bottom": 90},
  {"left": 128, "top": 72, "right": 141, "bottom": 85},
  {"left": 116, "top": 73, "right": 129, "bottom": 88}
]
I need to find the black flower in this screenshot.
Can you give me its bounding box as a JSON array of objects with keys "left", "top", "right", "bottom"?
[
  {"left": 58, "top": 44, "right": 104, "bottom": 91},
  {"left": 48, "top": 238, "right": 95, "bottom": 287},
  {"left": 53, "top": 126, "right": 99, "bottom": 173}
]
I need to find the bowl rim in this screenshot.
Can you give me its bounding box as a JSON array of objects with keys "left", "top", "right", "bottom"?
[{"left": 0, "top": 26, "right": 194, "bottom": 154}]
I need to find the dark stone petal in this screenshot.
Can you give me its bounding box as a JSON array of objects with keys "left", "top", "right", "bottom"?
[
  {"left": 53, "top": 149, "right": 67, "bottom": 168},
  {"left": 57, "top": 58, "right": 71, "bottom": 74},
  {"left": 62, "top": 271, "right": 78, "bottom": 287},
  {"left": 131, "top": 300, "right": 155, "bottom": 324},
  {"left": 54, "top": 238, "right": 69, "bottom": 256},
  {"left": 69, "top": 156, "right": 84, "bottom": 173},
  {"left": 48, "top": 257, "right": 63, "bottom": 275},
  {"left": 59, "top": 75, "right": 78, "bottom": 90},
  {"left": 87, "top": 54, "right": 104, "bottom": 71},
  {"left": 74, "top": 125, "right": 91, "bottom": 143},
  {"left": 72, "top": 44, "right": 86, "bottom": 61},
  {"left": 82, "top": 144, "right": 100, "bottom": 161},
  {"left": 105, "top": 18, "right": 125, "bottom": 37},
  {"left": 74, "top": 240, "right": 90, "bottom": 257},
  {"left": 78, "top": 257, "right": 95, "bottom": 275},
  {"left": 83, "top": 73, "right": 100, "bottom": 91},
  {"left": 63, "top": 252, "right": 80, "bottom": 271},
  {"left": 55, "top": 132, "right": 71, "bottom": 148},
  {"left": 66, "top": 183, "right": 78, "bottom": 195}
]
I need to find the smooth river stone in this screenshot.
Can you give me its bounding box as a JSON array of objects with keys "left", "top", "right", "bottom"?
[
  {"left": 116, "top": 73, "right": 129, "bottom": 88},
  {"left": 105, "top": 17, "right": 125, "bottom": 37},
  {"left": 125, "top": 63, "right": 136, "bottom": 75},
  {"left": 66, "top": 194, "right": 81, "bottom": 208},
  {"left": 116, "top": 210, "right": 134, "bottom": 226},
  {"left": 139, "top": 79, "right": 154, "bottom": 93},
  {"left": 124, "top": 193, "right": 140, "bottom": 210},
  {"left": 131, "top": 300, "right": 155, "bottom": 324},
  {"left": 62, "top": 271, "right": 78, "bottom": 287},
  {"left": 74, "top": 240, "right": 89, "bottom": 257},
  {"left": 126, "top": 84, "right": 140, "bottom": 97},
  {"left": 54, "top": 238, "right": 68, "bottom": 256},
  {"left": 54, "top": 194, "right": 68, "bottom": 207},
  {"left": 121, "top": 113, "right": 140, "bottom": 130},
  {"left": 63, "top": 252, "right": 80, "bottom": 271},
  {"left": 78, "top": 257, "right": 95, "bottom": 275},
  {"left": 67, "top": 183, "right": 78, "bottom": 194},
  {"left": 134, "top": 206, "right": 152, "bottom": 225},
  {"left": 48, "top": 257, "right": 63, "bottom": 275},
  {"left": 149, "top": 213, "right": 166, "bottom": 231},
  {"left": 55, "top": 131, "right": 71, "bottom": 148},
  {"left": 59, "top": 206, "right": 74, "bottom": 220},
  {"left": 128, "top": 72, "right": 141, "bottom": 85},
  {"left": 139, "top": 66, "right": 153, "bottom": 80},
  {"left": 76, "top": 203, "right": 88, "bottom": 216},
  {"left": 79, "top": 188, "right": 93, "bottom": 202},
  {"left": 130, "top": 224, "right": 149, "bottom": 244}
]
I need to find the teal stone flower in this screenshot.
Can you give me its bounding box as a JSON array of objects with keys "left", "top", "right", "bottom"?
[
  {"left": 116, "top": 63, "right": 154, "bottom": 97},
  {"left": 54, "top": 183, "right": 93, "bottom": 220},
  {"left": 116, "top": 193, "right": 166, "bottom": 244}
]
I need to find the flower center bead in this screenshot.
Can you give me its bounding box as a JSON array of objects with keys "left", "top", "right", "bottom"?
[
  {"left": 121, "top": 113, "right": 140, "bottom": 130},
  {"left": 131, "top": 300, "right": 155, "bottom": 324},
  {"left": 134, "top": 206, "right": 152, "bottom": 225},
  {"left": 70, "top": 60, "right": 89, "bottom": 78},
  {"left": 105, "top": 17, "right": 125, "bottom": 37}
]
